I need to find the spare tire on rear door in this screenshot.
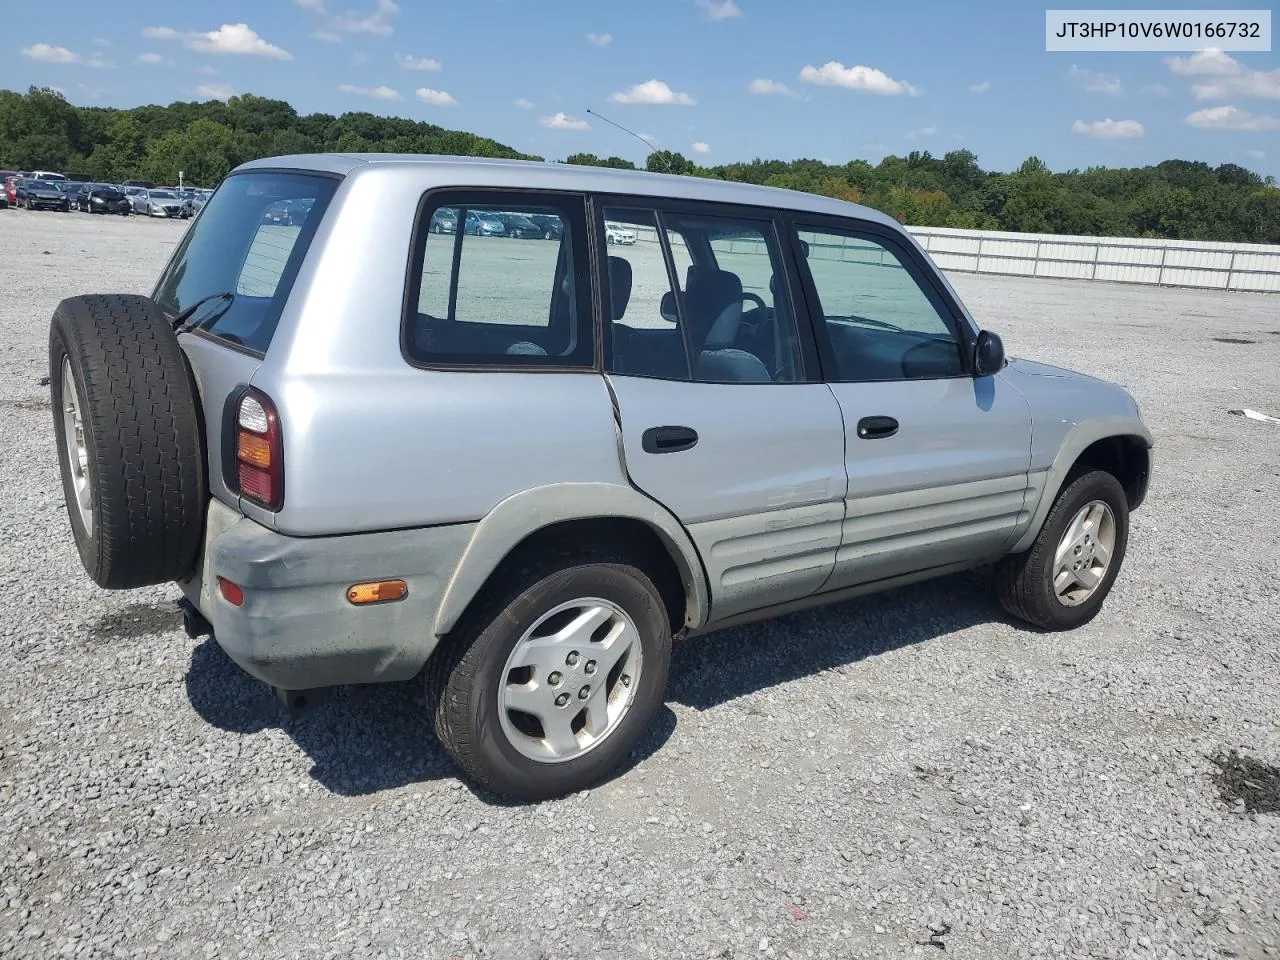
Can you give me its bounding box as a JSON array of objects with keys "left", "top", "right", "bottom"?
[{"left": 49, "top": 294, "right": 207, "bottom": 589}]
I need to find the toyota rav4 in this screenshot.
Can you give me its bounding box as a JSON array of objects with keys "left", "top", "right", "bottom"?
[{"left": 49, "top": 155, "right": 1152, "bottom": 800}]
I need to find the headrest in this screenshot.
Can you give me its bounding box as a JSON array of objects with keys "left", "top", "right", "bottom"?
[
  {"left": 607, "top": 256, "right": 633, "bottom": 323},
  {"left": 684, "top": 266, "right": 744, "bottom": 348}
]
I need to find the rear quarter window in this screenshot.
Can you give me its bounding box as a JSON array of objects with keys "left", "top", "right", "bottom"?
[
  {"left": 153, "top": 172, "right": 338, "bottom": 355},
  {"left": 403, "top": 190, "right": 593, "bottom": 368}
]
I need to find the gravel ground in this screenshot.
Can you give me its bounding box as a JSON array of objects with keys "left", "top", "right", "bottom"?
[{"left": 1, "top": 209, "right": 1278, "bottom": 960}]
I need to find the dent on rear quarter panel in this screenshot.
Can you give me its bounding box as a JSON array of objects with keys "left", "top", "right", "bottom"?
[{"left": 247, "top": 166, "right": 628, "bottom": 536}]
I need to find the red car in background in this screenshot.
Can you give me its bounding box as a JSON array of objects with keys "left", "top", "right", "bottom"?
[{"left": 1, "top": 173, "right": 18, "bottom": 208}]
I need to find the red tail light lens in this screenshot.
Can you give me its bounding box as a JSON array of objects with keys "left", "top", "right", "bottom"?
[{"left": 235, "top": 389, "right": 283, "bottom": 510}]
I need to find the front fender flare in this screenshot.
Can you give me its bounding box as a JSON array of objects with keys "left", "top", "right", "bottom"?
[{"left": 1011, "top": 416, "right": 1154, "bottom": 554}]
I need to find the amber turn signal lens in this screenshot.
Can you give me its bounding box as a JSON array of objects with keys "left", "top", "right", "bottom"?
[
  {"left": 237, "top": 432, "right": 272, "bottom": 468},
  {"left": 346, "top": 580, "right": 408, "bottom": 605}
]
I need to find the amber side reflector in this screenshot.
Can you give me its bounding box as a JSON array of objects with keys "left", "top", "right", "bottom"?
[
  {"left": 346, "top": 580, "right": 408, "bottom": 605},
  {"left": 217, "top": 577, "right": 245, "bottom": 607}
]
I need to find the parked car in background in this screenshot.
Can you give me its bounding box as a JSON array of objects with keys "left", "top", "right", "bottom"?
[
  {"left": 429, "top": 207, "right": 458, "bottom": 233},
  {"left": 121, "top": 179, "right": 156, "bottom": 190},
  {"left": 77, "top": 184, "right": 132, "bottom": 215},
  {"left": 604, "top": 221, "right": 637, "bottom": 245},
  {"left": 141, "top": 189, "right": 188, "bottom": 219},
  {"left": 463, "top": 209, "right": 505, "bottom": 236},
  {"left": 31, "top": 170, "right": 68, "bottom": 182},
  {"left": 122, "top": 187, "right": 149, "bottom": 213},
  {"left": 528, "top": 213, "right": 564, "bottom": 240},
  {"left": 497, "top": 212, "right": 544, "bottom": 239},
  {"left": 18, "top": 179, "right": 70, "bottom": 211},
  {"left": 0, "top": 171, "right": 16, "bottom": 207}
]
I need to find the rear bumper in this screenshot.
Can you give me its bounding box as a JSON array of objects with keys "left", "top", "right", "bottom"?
[{"left": 181, "top": 499, "right": 477, "bottom": 690}]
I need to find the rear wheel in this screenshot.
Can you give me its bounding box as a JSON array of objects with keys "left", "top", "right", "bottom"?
[
  {"left": 427, "top": 553, "right": 672, "bottom": 800},
  {"left": 49, "top": 294, "right": 207, "bottom": 589},
  {"left": 995, "top": 469, "right": 1129, "bottom": 630}
]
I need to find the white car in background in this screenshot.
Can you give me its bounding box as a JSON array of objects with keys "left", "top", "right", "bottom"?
[{"left": 605, "top": 222, "right": 637, "bottom": 245}]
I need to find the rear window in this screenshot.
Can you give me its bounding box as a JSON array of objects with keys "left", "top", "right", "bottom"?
[{"left": 153, "top": 171, "right": 338, "bottom": 354}]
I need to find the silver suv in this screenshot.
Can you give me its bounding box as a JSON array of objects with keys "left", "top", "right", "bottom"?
[{"left": 49, "top": 155, "right": 1152, "bottom": 800}]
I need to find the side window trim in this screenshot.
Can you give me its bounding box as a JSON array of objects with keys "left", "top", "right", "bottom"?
[
  {"left": 590, "top": 192, "right": 824, "bottom": 383},
  {"left": 783, "top": 213, "right": 976, "bottom": 381},
  {"left": 399, "top": 187, "right": 597, "bottom": 372},
  {"left": 652, "top": 208, "right": 699, "bottom": 379}
]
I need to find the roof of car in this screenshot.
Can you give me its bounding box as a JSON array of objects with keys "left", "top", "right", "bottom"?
[{"left": 234, "top": 153, "right": 898, "bottom": 228}]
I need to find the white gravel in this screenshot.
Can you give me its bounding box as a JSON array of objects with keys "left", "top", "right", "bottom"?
[{"left": 1, "top": 208, "right": 1279, "bottom": 959}]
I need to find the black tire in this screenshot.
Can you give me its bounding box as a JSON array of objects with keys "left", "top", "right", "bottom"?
[
  {"left": 995, "top": 469, "right": 1129, "bottom": 630},
  {"left": 49, "top": 294, "right": 207, "bottom": 589},
  {"left": 427, "top": 551, "right": 672, "bottom": 800}
]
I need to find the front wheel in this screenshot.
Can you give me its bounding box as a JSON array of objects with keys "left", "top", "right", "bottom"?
[
  {"left": 995, "top": 469, "right": 1130, "bottom": 630},
  {"left": 427, "top": 554, "right": 672, "bottom": 800}
]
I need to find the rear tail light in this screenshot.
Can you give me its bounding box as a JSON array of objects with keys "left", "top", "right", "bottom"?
[{"left": 235, "top": 389, "right": 284, "bottom": 510}]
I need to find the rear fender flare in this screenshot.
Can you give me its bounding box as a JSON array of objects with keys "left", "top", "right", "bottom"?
[{"left": 432, "top": 483, "right": 709, "bottom": 639}]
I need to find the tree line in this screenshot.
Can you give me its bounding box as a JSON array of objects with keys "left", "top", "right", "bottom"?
[{"left": 2, "top": 86, "right": 1277, "bottom": 243}]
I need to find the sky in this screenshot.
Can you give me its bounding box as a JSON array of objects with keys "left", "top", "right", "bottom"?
[{"left": 7, "top": 0, "right": 1279, "bottom": 178}]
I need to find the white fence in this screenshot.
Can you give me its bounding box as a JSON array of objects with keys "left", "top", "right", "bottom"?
[{"left": 907, "top": 226, "right": 1280, "bottom": 293}]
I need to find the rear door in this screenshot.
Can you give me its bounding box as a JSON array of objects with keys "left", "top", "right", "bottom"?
[
  {"left": 789, "top": 218, "right": 1033, "bottom": 589},
  {"left": 597, "top": 198, "right": 847, "bottom": 622}
]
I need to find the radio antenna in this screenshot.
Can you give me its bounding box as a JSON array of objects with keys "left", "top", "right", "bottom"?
[{"left": 585, "top": 108, "right": 671, "bottom": 172}]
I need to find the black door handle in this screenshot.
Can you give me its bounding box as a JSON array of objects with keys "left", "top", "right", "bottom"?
[
  {"left": 642, "top": 425, "right": 699, "bottom": 454},
  {"left": 856, "top": 416, "right": 899, "bottom": 440}
]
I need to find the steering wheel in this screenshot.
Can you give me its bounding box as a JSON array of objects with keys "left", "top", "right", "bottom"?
[{"left": 742, "top": 293, "right": 767, "bottom": 312}]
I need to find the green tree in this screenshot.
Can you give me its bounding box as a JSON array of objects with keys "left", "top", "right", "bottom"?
[{"left": 645, "top": 150, "right": 695, "bottom": 175}]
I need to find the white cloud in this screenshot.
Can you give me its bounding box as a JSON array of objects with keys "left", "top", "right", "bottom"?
[
  {"left": 1069, "top": 64, "right": 1122, "bottom": 95},
  {"left": 333, "top": 0, "right": 399, "bottom": 36},
  {"left": 294, "top": 0, "right": 326, "bottom": 9},
  {"left": 696, "top": 0, "right": 741, "bottom": 21},
  {"left": 968, "top": 80, "right": 991, "bottom": 94},
  {"left": 339, "top": 83, "right": 402, "bottom": 100},
  {"left": 905, "top": 126, "right": 937, "bottom": 139},
  {"left": 1072, "top": 118, "right": 1145, "bottom": 139},
  {"left": 1192, "top": 69, "right": 1280, "bottom": 101},
  {"left": 21, "top": 43, "right": 81, "bottom": 64},
  {"left": 1185, "top": 105, "right": 1280, "bottom": 131},
  {"left": 20, "top": 44, "right": 112, "bottom": 67},
  {"left": 638, "top": 132, "right": 657, "bottom": 145},
  {"left": 1166, "top": 47, "right": 1239, "bottom": 77},
  {"left": 416, "top": 87, "right": 457, "bottom": 107},
  {"left": 1244, "top": 149, "right": 1265, "bottom": 159},
  {"left": 137, "top": 52, "right": 174, "bottom": 66},
  {"left": 396, "top": 54, "right": 441, "bottom": 71},
  {"left": 799, "top": 61, "right": 918, "bottom": 96},
  {"left": 312, "top": 30, "right": 343, "bottom": 43},
  {"left": 541, "top": 112, "right": 590, "bottom": 131},
  {"left": 748, "top": 78, "right": 795, "bottom": 97},
  {"left": 92, "top": 38, "right": 111, "bottom": 48},
  {"left": 197, "top": 82, "right": 236, "bottom": 101},
  {"left": 144, "top": 23, "right": 293, "bottom": 59},
  {"left": 691, "top": 141, "right": 710, "bottom": 154},
  {"left": 586, "top": 32, "right": 613, "bottom": 47},
  {"left": 1141, "top": 83, "right": 1170, "bottom": 97},
  {"left": 514, "top": 97, "right": 534, "bottom": 109},
  {"left": 610, "top": 79, "right": 696, "bottom": 105}
]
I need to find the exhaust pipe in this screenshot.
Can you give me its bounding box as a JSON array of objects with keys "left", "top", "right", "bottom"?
[{"left": 177, "top": 598, "right": 213, "bottom": 639}]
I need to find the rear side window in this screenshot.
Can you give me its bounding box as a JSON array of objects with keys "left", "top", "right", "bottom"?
[
  {"left": 404, "top": 191, "right": 593, "bottom": 367},
  {"left": 153, "top": 172, "right": 338, "bottom": 355}
]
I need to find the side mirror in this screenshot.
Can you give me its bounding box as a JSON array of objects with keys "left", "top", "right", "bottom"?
[
  {"left": 660, "top": 290, "right": 678, "bottom": 323},
  {"left": 973, "top": 329, "right": 1005, "bottom": 376}
]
